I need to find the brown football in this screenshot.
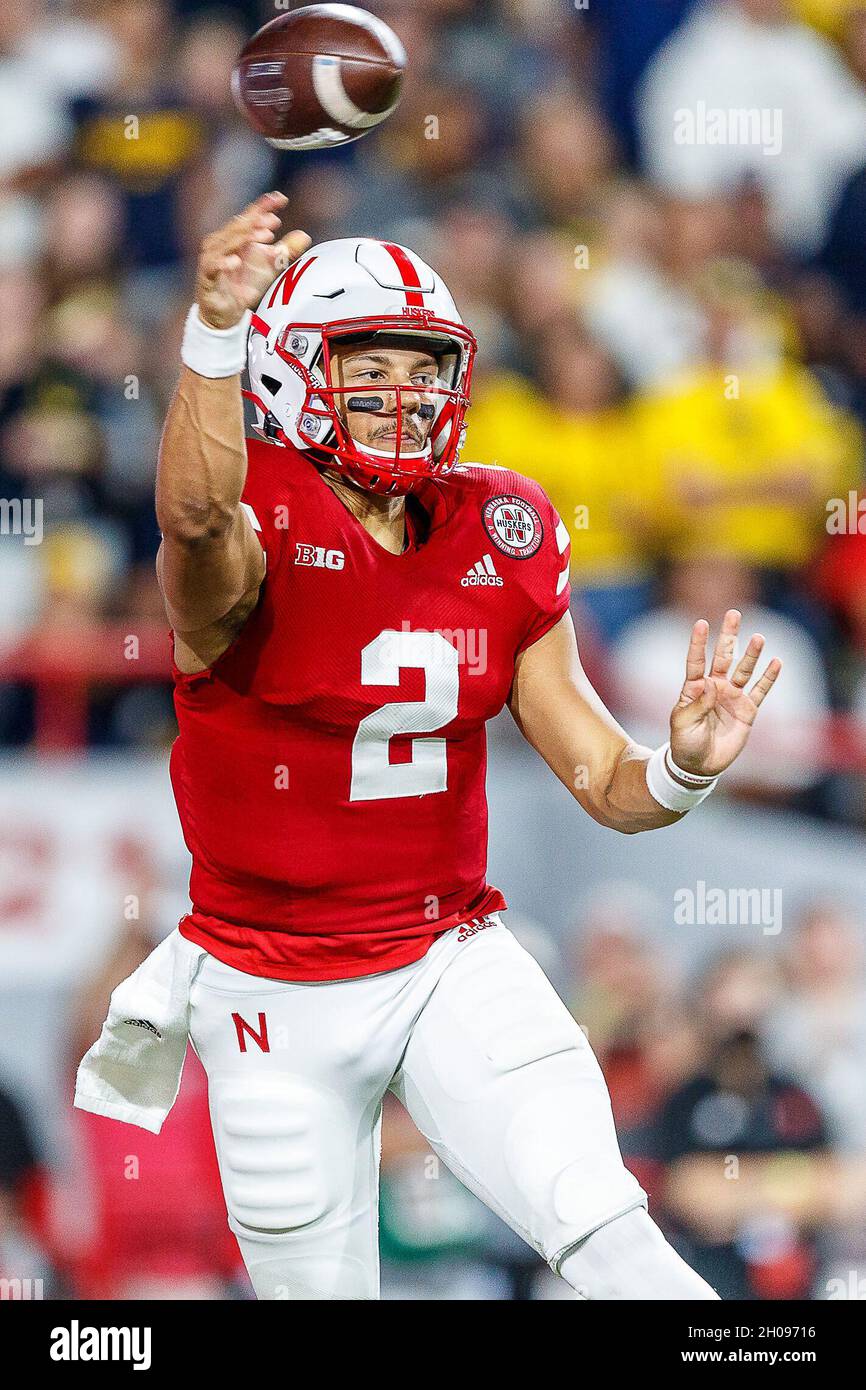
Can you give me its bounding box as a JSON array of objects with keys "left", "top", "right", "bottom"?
[{"left": 232, "top": 4, "right": 406, "bottom": 151}]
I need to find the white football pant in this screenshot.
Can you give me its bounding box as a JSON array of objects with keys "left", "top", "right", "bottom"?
[{"left": 188, "top": 918, "right": 716, "bottom": 1299}]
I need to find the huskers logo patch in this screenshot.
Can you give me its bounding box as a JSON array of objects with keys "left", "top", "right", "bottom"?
[{"left": 482, "top": 495, "right": 543, "bottom": 559}]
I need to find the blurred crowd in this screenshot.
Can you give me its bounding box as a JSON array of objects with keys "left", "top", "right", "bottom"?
[
  {"left": 4, "top": 0, "right": 866, "bottom": 1300},
  {"left": 1, "top": 0, "right": 866, "bottom": 810}
]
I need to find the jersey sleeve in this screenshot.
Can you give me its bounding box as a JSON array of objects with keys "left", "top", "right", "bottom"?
[
  {"left": 515, "top": 480, "right": 572, "bottom": 654},
  {"left": 240, "top": 438, "right": 290, "bottom": 572}
]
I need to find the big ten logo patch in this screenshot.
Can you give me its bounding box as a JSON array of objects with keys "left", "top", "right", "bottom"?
[{"left": 294, "top": 543, "right": 345, "bottom": 570}]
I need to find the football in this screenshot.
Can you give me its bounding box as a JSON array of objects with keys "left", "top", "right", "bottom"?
[{"left": 231, "top": 3, "right": 407, "bottom": 151}]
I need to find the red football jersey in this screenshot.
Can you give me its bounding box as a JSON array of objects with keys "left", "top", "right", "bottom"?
[{"left": 172, "top": 439, "right": 571, "bottom": 981}]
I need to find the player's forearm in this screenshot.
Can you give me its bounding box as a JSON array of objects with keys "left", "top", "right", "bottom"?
[
  {"left": 511, "top": 618, "right": 700, "bottom": 833},
  {"left": 518, "top": 723, "right": 683, "bottom": 834},
  {"left": 590, "top": 741, "right": 683, "bottom": 834},
  {"left": 156, "top": 367, "right": 249, "bottom": 543}
]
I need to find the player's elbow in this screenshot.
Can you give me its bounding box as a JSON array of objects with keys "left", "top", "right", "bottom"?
[
  {"left": 156, "top": 495, "right": 237, "bottom": 546},
  {"left": 598, "top": 809, "right": 644, "bottom": 835},
  {"left": 587, "top": 798, "right": 680, "bottom": 834},
  {"left": 576, "top": 793, "right": 638, "bottom": 834}
]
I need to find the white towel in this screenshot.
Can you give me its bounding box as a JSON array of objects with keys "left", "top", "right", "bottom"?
[{"left": 74, "top": 928, "right": 207, "bottom": 1135}]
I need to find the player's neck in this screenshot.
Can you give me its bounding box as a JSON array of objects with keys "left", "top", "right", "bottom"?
[{"left": 320, "top": 469, "right": 408, "bottom": 555}]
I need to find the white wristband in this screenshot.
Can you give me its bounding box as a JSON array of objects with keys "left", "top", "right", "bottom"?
[
  {"left": 646, "top": 742, "right": 719, "bottom": 813},
  {"left": 181, "top": 304, "right": 251, "bottom": 378},
  {"left": 664, "top": 744, "right": 717, "bottom": 786}
]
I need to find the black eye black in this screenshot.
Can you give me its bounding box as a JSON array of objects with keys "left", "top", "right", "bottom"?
[{"left": 261, "top": 374, "right": 282, "bottom": 395}]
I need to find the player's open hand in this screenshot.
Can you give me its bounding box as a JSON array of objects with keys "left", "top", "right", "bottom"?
[
  {"left": 195, "top": 192, "right": 312, "bottom": 330},
  {"left": 668, "top": 610, "right": 782, "bottom": 778}
]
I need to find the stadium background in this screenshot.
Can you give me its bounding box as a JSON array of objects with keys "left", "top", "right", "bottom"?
[{"left": 3, "top": 0, "right": 866, "bottom": 1300}]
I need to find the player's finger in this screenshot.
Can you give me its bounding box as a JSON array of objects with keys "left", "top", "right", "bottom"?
[
  {"left": 683, "top": 619, "right": 709, "bottom": 687},
  {"left": 227, "top": 193, "right": 287, "bottom": 234},
  {"left": 214, "top": 209, "right": 281, "bottom": 255},
  {"left": 199, "top": 254, "right": 244, "bottom": 283},
  {"left": 271, "top": 229, "right": 313, "bottom": 272},
  {"left": 223, "top": 221, "right": 269, "bottom": 253},
  {"left": 198, "top": 246, "right": 232, "bottom": 284},
  {"left": 244, "top": 190, "right": 288, "bottom": 218},
  {"left": 696, "top": 675, "right": 718, "bottom": 713},
  {"left": 729, "top": 633, "right": 765, "bottom": 688},
  {"left": 201, "top": 230, "right": 276, "bottom": 289},
  {"left": 749, "top": 657, "right": 782, "bottom": 709},
  {"left": 710, "top": 609, "right": 741, "bottom": 678},
  {"left": 248, "top": 214, "right": 283, "bottom": 235},
  {"left": 234, "top": 193, "right": 286, "bottom": 229}
]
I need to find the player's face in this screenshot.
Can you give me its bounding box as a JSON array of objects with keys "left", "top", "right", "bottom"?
[{"left": 329, "top": 343, "right": 439, "bottom": 455}]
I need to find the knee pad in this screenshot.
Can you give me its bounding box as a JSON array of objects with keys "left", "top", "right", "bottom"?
[
  {"left": 404, "top": 931, "right": 645, "bottom": 1265},
  {"left": 454, "top": 941, "right": 644, "bottom": 1254},
  {"left": 432, "top": 938, "right": 642, "bottom": 1245},
  {"left": 209, "top": 1071, "right": 355, "bottom": 1235},
  {"left": 500, "top": 1052, "right": 646, "bottom": 1260}
]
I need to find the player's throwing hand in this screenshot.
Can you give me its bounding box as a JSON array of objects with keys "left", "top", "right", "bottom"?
[
  {"left": 668, "top": 609, "right": 782, "bottom": 778},
  {"left": 195, "top": 192, "right": 312, "bottom": 331}
]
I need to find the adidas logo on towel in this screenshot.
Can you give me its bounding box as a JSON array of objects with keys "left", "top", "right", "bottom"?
[{"left": 124, "top": 1018, "right": 163, "bottom": 1039}]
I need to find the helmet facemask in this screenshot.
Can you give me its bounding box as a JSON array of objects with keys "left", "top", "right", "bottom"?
[{"left": 248, "top": 309, "right": 476, "bottom": 495}]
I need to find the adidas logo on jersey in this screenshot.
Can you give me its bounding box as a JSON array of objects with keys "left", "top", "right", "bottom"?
[
  {"left": 457, "top": 914, "right": 499, "bottom": 943},
  {"left": 461, "top": 555, "right": 503, "bottom": 587}
]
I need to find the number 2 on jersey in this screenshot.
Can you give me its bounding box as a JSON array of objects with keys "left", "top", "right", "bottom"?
[{"left": 350, "top": 630, "right": 459, "bottom": 801}]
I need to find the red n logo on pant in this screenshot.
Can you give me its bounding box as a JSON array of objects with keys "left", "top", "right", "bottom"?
[{"left": 232, "top": 1011, "right": 270, "bottom": 1053}]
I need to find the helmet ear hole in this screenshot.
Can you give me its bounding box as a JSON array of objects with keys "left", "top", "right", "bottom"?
[{"left": 261, "top": 373, "right": 283, "bottom": 395}]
